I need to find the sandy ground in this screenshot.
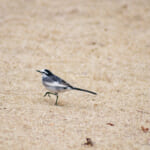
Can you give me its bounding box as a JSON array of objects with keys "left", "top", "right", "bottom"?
[{"left": 0, "top": 0, "right": 150, "bottom": 149}]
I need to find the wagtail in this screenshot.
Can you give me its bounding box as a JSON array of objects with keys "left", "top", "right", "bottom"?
[{"left": 37, "top": 69, "right": 97, "bottom": 105}]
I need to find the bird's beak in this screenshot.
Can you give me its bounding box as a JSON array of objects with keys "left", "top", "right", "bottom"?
[{"left": 36, "top": 70, "right": 42, "bottom": 73}]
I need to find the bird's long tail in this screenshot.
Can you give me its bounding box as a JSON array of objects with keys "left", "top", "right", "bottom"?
[{"left": 72, "top": 87, "right": 97, "bottom": 95}]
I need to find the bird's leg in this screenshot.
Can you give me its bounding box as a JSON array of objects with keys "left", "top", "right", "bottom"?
[
  {"left": 44, "top": 92, "right": 51, "bottom": 97},
  {"left": 44, "top": 92, "right": 59, "bottom": 105},
  {"left": 54, "top": 93, "right": 59, "bottom": 105}
]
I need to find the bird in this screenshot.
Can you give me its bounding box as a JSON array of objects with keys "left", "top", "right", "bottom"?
[{"left": 36, "top": 69, "right": 97, "bottom": 105}]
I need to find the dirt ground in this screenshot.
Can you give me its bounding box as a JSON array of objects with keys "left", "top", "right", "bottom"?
[{"left": 0, "top": 0, "right": 150, "bottom": 149}]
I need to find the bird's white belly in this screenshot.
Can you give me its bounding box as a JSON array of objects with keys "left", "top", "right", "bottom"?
[
  {"left": 45, "top": 86, "right": 67, "bottom": 93},
  {"left": 43, "top": 81, "right": 71, "bottom": 93}
]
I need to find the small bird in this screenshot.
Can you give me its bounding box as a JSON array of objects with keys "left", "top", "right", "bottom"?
[{"left": 37, "top": 69, "right": 97, "bottom": 105}]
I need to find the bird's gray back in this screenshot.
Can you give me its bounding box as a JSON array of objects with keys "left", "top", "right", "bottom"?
[{"left": 42, "top": 74, "right": 72, "bottom": 87}]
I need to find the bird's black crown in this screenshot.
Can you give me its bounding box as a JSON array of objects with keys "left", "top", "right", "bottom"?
[{"left": 44, "top": 69, "right": 53, "bottom": 76}]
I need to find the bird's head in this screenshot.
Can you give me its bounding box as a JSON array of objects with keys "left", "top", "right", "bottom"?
[{"left": 36, "top": 69, "right": 53, "bottom": 76}]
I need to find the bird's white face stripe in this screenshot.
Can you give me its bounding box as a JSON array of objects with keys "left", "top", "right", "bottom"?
[{"left": 44, "top": 81, "right": 68, "bottom": 88}]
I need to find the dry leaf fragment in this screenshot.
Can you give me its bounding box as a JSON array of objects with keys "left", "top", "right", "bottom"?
[
  {"left": 107, "top": 123, "right": 114, "bottom": 126},
  {"left": 141, "top": 126, "right": 149, "bottom": 133},
  {"left": 84, "top": 138, "right": 94, "bottom": 146}
]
